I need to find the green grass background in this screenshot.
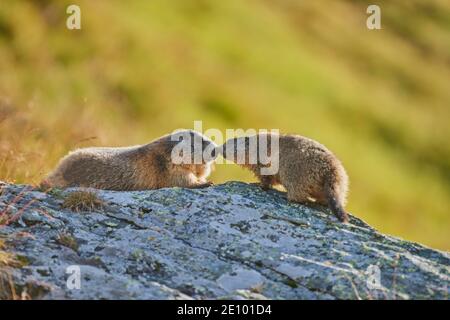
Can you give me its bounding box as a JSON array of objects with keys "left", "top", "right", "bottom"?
[{"left": 0, "top": 0, "right": 449, "bottom": 249}]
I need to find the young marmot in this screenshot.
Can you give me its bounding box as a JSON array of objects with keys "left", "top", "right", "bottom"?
[
  {"left": 42, "top": 130, "right": 217, "bottom": 191},
  {"left": 219, "top": 133, "right": 350, "bottom": 222}
]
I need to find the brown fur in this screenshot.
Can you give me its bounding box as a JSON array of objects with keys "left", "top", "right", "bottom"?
[
  {"left": 219, "top": 133, "right": 350, "bottom": 222},
  {"left": 42, "top": 130, "right": 216, "bottom": 191}
]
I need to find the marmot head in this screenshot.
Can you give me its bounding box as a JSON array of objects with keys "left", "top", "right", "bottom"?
[
  {"left": 219, "top": 135, "right": 258, "bottom": 166},
  {"left": 170, "top": 130, "right": 217, "bottom": 165},
  {"left": 219, "top": 134, "right": 279, "bottom": 175}
]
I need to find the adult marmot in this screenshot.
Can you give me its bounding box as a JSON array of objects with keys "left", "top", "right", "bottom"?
[
  {"left": 219, "top": 133, "right": 350, "bottom": 222},
  {"left": 42, "top": 130, "right": 217, "bottom": 191}
]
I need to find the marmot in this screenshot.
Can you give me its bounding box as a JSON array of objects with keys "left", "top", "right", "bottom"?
[
  {"left": 42, "top": 130, "right": 217, "bottom": 191},
  {"left": 219, "top": 133, "right": 350, "bottom": 222}
]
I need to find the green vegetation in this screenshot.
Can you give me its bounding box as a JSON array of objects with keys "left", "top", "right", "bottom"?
[
  {"left": 0, "top": 0, "right": 449, "bottom": 249},
  {"left": 55, "top": 232, "right": 79, "bottom": 252}
]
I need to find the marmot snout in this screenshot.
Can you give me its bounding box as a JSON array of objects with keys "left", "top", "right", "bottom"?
[
  {"left": 42, "top": 130, "right": 217, "bottom": 191},
  {"left": 219, "top": 133, "right": 350, "bottom": 222}
]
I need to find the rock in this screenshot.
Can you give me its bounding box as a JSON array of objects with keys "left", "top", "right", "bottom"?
[{"left": 0, "top": 182, "right": 448, "bottom": 299}]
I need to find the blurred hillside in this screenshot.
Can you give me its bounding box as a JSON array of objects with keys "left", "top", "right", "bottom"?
[{"left": 0, "top": 0, "right": 449, "bottom": 249}]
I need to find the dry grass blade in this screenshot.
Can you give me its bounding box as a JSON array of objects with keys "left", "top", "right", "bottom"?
[{"left": 62, "top": 191, "right": 104, "bottom": 212}]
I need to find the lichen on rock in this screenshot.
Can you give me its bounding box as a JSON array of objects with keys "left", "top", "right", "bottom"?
[{"left": 0, "top": 181, "right": 448, "bottom": 299}]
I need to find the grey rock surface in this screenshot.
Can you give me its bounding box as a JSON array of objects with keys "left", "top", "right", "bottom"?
[{"left": 0, "top": 181, "right": 448, "bottom": 299}]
